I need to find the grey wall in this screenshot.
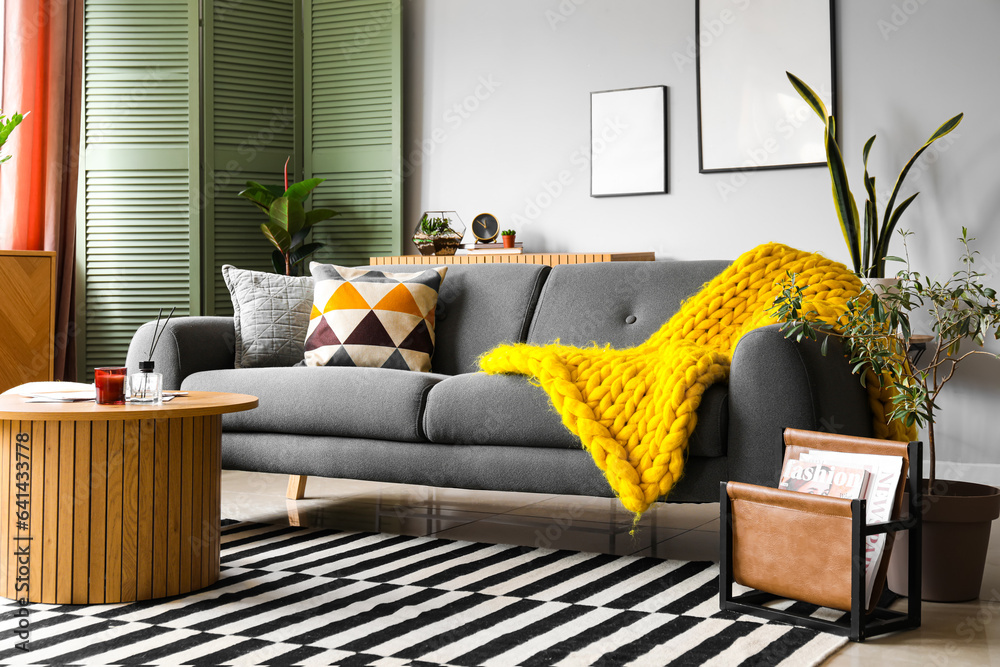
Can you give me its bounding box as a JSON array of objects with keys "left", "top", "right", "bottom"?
[{"left": 403, "top": 0, "right": 1000, "bottom": 466}]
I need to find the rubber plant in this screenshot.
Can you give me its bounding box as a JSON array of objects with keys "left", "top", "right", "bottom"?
[
  {"left": 238, "top": 158, "right": 339, "bottom": 275},
  {"left": 0, "top": 110, "right": 25, "bottom": 164},
  {"left": 787, "top": 72, "right": 963, "bottom": 278},
  {"left": 771, "top": 228, "right": 1000, "bottom": 490}
]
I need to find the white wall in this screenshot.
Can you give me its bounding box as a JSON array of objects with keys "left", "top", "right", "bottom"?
[{"left": 403, "top": 0, "right": 1000, "bottom": 466}]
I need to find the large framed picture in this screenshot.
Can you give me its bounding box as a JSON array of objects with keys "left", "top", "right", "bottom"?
[
  {"left": 591, "top": 85, "right": 668, "bottom": 197},
  {"left": 696, "top": 0, "right": 836, "bottom": 173}
]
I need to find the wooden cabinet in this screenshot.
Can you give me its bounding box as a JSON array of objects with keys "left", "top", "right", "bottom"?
[
  {"left": 370, "top": 252, "right": 655, "bottom": 267},
  {"left": 0, "top": 250, "right": 57, "bottom": 393}
]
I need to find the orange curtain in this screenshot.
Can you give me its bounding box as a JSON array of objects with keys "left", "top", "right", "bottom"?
[{"left": 0, "top": 0, "right": 83, "bottom": 380}]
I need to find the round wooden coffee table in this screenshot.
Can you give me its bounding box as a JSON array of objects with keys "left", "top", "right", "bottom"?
[{"left": 0, "top": 391, "right": 257, "bottom": 604}]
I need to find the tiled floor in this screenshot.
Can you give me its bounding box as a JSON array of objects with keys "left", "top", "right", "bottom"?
[{"left": 222, "top": 471, "right": 1000, "bottom": 666}]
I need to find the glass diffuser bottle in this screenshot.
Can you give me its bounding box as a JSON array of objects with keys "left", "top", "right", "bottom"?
[{"left": 129, "top": 360, "right": 163, "bottom": 405}]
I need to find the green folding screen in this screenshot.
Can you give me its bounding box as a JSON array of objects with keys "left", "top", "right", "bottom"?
[
  {"left": 79, "top": 0, "right": 201, "bottom": 375},
  {"left": 304, "top": 0, "right": 403, "bottom": 266},
  {"left": 79, "top": 0, "right": 402, "bottom": 375},
  {"left": 202, "top": 0, "right": 298, "bottom": 315}
]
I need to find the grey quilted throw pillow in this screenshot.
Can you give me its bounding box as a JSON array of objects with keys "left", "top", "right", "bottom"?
[{"left": 222, "top": 265, "right": 314, "bottom": 368}]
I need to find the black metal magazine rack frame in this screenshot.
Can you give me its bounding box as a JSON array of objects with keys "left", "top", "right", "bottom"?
[{"left": 719, "top": 441, "right": 922, "bottom": 642}]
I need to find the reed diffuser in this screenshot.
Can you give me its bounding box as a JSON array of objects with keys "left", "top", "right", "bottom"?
[{"left": 130, "top": 307, "right": 175, "bottom": 404}]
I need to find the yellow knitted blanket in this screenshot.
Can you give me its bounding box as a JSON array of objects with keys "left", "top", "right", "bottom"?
[{"left": 479, "top": 243, "right": 913, "bottom": 516}]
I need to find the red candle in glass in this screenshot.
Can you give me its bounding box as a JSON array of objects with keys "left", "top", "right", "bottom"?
[{"left": 94, "top": 367, "right": 128, "bottom": 405}]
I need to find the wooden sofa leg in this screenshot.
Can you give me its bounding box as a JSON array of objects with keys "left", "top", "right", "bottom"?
[{"left": 287, "top": 475, "right": 308, "bottom": 500}]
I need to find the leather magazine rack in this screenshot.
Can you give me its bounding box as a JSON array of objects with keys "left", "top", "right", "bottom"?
[{"left": 719, "top": 428, "right": 922, "bottom": 642}]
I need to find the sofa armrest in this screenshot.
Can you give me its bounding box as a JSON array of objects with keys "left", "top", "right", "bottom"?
[
  {"left": 126, "top": 317, "right": 236, "bottom": 390},
  {"left": 727, "top": 323, "right": 873, "bottom": 488}
]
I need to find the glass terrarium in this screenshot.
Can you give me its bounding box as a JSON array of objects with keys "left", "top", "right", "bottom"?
[{"left": 412, "top": 211, "right": 465, "bottom": 256}]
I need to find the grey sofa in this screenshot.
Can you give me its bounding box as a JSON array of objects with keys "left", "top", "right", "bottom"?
[{"left": 126, "top": 260, "right": 875, "bottom": 503}]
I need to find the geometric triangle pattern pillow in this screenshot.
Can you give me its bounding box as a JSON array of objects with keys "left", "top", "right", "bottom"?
[{"left": 303, "top": 263, "right": 448, "bottom": 372}]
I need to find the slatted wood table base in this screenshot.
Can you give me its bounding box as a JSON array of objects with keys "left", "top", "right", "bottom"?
[{"left": 0, "top": 392, "right": 257, "bottom": 604}]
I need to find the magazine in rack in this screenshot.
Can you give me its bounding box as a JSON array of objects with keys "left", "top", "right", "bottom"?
[
  {"left": 778, "top": 449, "right": 904, "bottom": 608},
  {"left": 778, "top": 459, "right": 870, "bottom": 499}
]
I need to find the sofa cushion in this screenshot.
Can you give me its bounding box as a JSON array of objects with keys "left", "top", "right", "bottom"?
[
  {"left": 181, "top": 367, "right": 447, "bottom": 442},
  {"left": 527, "top": 260, "right": 731, "bottom": 349},
  {"left": 305, "top": 263, "right": 447, "bottom": 372},
  {"left": 222, "top": 265, "right": 313, "bottom": 369},
  {"left": 423, "top": 374, "right": 579, "bottom": 449},
  {"left": 422, "top": 372, "right": 728, "bottom": 457}
]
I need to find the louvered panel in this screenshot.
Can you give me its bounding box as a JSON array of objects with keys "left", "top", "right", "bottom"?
[
  {"left": 210, "top": 171, "right": 284, "bottom": 316},
  {"left": 203, "top": 0, "right": 296, "bottom": 315},
  {"left": 310, "top": 170, "right": 396, "bottom": 266},
  {"left": 83, "top": 169, "right": 193, "bottom": 369},
  {"left": 310, "top": 0, "right": 395, "bottom": 151},
  {"left": 84, "top": 2, "right": 191, "bottom": 149},
  {"left": 80, "top": 0, "right": 199, "bottom": 379},
  {"left": 211, "top": 0, "right": 294, "bottom": 148},
  {"left": 305, "top": 0, "right": 401, "bottom": 261}
]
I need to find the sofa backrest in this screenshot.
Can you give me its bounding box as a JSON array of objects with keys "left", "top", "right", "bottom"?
[
  {"left": 526, "top": 260, "right": 731, "bottom": 348},
  {"left": 365, "top": 263, "right": 551, "bottom": 375}
]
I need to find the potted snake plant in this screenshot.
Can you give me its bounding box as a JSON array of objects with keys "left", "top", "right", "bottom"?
[
  {"left": 772, "top": 228, "right": 1000, "bottom": 602},
  {"left": 787, "top": 72, "right": 963, "bottom": 281}
]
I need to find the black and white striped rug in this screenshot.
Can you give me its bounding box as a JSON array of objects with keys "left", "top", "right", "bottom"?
[{"left": 0, "top": 521, "right": 847, "bottom": 666}]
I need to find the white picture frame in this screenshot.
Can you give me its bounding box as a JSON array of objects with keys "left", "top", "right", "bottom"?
[
  {"left": 696, "top": 0, "right": 835, "bottom": 173},
  {"left": 591, "top": 86, "right": 668, "bottom": 197}
]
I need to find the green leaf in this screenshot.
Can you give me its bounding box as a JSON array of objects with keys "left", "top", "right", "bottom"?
[
  {"left": 304, "top": 208, "right": 338, "bottom": 229},
  {"left": 271, "top": 249, "right": 285, "bottom": 274},
  {"left": 260, "top": 222, "right": 292, "bottom": 254},
  {"left": 0, "top": 111, "right": 25, "bottom": 145},
  {"left": 786, "top": 72, "right": 829, "bottom": 124},
  {"left": 243, "top": 180, "right": 284, "bottom": 198},
  {"left": 269, "top": 196, "right": 306, "bottom": 235},
  {"left": 290, "top": 242, "right": 324, "bottom": 266},
  {"left": 928, "top": 113, "right": 964, "bottom": 142},
  {"left": 862, "top": 135, "right": 876, "bottom": 166},
  {"left": 880, "top": 113, "right": 963, "bottom": 260},
  {"left": 283, "top": 178, "right": 325, "bottom": 203},
  {"left": 862, "top": 138, "right": 879, "bottom": 276},
  {"left": 875, "top": 193, "right": 919, "bottom": 276},
  {"left": 824, "top": 121, "right": 862, "bottom": 274},
  {"left": 863, "top": 200, "right": 874, "bottom": 276},
  {"left": 238, "top": 183, "right": 277, "bottom": 215}
]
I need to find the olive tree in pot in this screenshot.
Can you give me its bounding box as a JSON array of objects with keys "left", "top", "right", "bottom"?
[{"left": 772, "top": 229, "right": 1000, "bottom": 602}]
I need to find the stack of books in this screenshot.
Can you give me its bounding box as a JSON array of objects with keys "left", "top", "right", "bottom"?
[{"left": 460, "top": 242, "right": 523, "bottom": 255}]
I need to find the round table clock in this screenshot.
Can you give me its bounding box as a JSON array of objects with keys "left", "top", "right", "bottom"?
[{"left": 472, "top": 213, "right": 500, "bottom": 243}]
